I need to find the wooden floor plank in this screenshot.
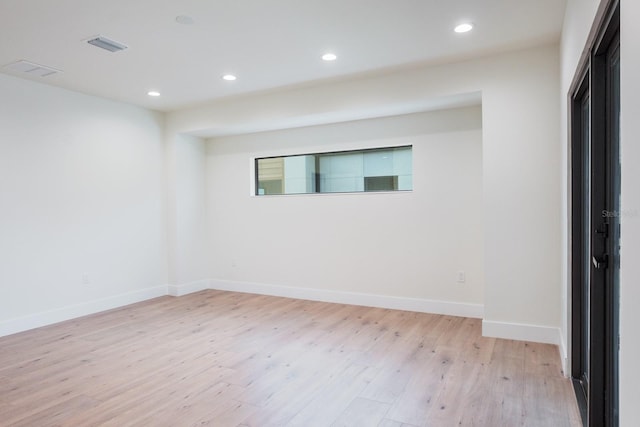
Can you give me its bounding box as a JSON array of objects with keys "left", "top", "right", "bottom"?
[
  {"left": 383, "top": 346, "right": 456, "bottom": 425},
  {"left": 283, "top": 365, "right": 372, "bottom": 426},
  {"left": 331, "top": 397, "right": 391, "bottom": 427},
  {"left": 0, "top": 290, "right": 581, "bottom": 427},
  {"left": 377, "top": 420, "right": 418, "bottom": 427},
  {"left": 4, "top": 395, "right": 101, "bottom": 427}
]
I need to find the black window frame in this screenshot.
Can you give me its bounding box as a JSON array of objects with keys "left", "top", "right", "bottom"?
[{"left": 254, "top": 145, "right": 413, "bottom": 196}]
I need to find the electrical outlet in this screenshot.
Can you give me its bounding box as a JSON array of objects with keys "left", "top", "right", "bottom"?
[
  {"left": 82, "top": 274, "right": 90, "bottom": 285},
  {"left": 457, "top": 271, "right": 466, "bottom": 283}
]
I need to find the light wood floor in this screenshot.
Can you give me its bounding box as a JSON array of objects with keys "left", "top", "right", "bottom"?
[{"left": 0, "top": 290, "right": 581, "bottom": 427}]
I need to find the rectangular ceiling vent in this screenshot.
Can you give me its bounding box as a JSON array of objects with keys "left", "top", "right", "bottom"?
[
  {"left": 87, "top": 36, "right": 128, "bottom": 52},
  {"left": 3, "top": 60, "right": 61, "bottom": 77}
]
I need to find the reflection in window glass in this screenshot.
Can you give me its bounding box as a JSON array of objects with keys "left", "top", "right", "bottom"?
[{"left": 256, "top": 146, "right": 412, "bottom": 195}]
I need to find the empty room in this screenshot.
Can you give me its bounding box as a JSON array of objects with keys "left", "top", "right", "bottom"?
[{"left": 0, "top": 0, "right": 637, "bottom": 426}]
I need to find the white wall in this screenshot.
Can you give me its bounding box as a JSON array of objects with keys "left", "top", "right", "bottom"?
[
  {"left": 166, "top": 133, "right": 209, "bottom": 295},
  {"left": 168, "top": 44, "right": 562, "bottom": 342},
  {"left": 619, "top": 2, "right": 640, "bottom": 425},
  {"left": 206, "top": 107, "right": 484, "bottom": 310},
  {"left": 0, "top": 73, "right": 168, "bottom": 334},
  {"left": 480, "top": 47, "right": 561, "bottom": 339}
]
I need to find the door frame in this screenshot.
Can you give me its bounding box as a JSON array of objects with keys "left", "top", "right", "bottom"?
[
  {"left": 569, "top": 0, "right": 620, "bottom": 425},
  {"left": 569, "top": 68, "right": 590, "bottom": 421}
]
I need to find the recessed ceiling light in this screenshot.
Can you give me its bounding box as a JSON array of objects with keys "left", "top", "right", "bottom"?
[
  {"left": 222, "top": 74, "right": 237, "bottom": 81},
  {"left": 322, "top": 53, "right": 337, "bottom": 61},
  {"left": 147, "top": 91, "right": 161, "bottom": 97},
  {"left": 176, "top": 15, "right": 195, "bottom": 25},
  {"left": 454, "top": 23, "right": 474, "bottom": 33}
]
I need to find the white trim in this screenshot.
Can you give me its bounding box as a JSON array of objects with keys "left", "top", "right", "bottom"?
[
  {"left": 0, "top": 281, "right": 565, "bottom": 349},
  {"left": 168, "top": 279, "right": 211, "bottom": 297},
  {"left": 559, "top": 328, "right": 569, "bottom": 376},
  {"left": 0, "top": 285, "right": 168, "bottom": 338},
  {"left": 482, "top": 319, "right": 562, "bottom": 346},
  {"left": 209, "top": 279, "right": 484, "bottom": 318}
]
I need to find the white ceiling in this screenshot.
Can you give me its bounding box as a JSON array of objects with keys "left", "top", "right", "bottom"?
[{"left": 0, "top": 0, "right": 566, "bottom": 113}]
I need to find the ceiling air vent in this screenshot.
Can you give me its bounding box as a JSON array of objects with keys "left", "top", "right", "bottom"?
[
  {"left": 3, "top": 60, "right": 61, "bottom": 77},
  {"left": 87, "top": 36, "right": 128, "bottom": 52}
]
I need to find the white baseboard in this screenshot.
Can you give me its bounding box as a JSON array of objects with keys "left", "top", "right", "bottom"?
[
  {"left": 559, "top": 328, "right": 569, "bottom": 376},
  {"left": 168, "top": 279, "right": 211, "bottom": 297},
  {"left": 482, "top": 319, "right": 562, "bottom": 346},
  {"left": 1, "top": 280, "right": 564, "bottom": 350},
  {"left": 209, "top": 279, "right": 484, "bottom": 318},
  {"left": 0, "top": 284, "right": 168, "bottom": 338}
]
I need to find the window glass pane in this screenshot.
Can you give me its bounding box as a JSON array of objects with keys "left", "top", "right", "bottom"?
[
  {"left": 283, "top": 155, "right": 316, "bottom": 194},
  {"left": 255, "top": 146, "right": 412, "bottom": 195},
  {"left": 393, "top": 147, "right": 413, "bottom": 191},
  {"left": 256, "top": 157, "right": 284, "bottom": 195},
  {"left": 364, "top": 176, "right": 398, "bottom": 191},
  {"left": 319, "top": 152, "right": 364, "bottom": 193},
  {"left": 363, "top": 150, "right": 394, "bottom": 177}
]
